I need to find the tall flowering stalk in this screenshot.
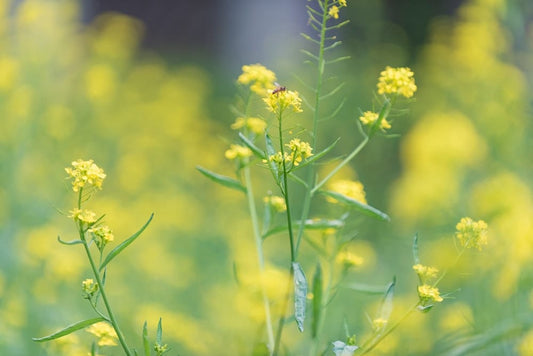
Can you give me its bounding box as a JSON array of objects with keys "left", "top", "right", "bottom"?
[{"left": 33, "top": 160, "right": 168, "bottom": 356}]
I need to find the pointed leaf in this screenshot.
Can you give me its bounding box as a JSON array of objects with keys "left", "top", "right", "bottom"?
[
  {"left": 311, "top": 262, "right": 323, "bottom": 338},
  {"left": 32, "top": 317, "right": 105, "bottom": 342},
  {"left": 99, "top": 213, "right": 154, "bottom": 271},
  {"left": 294, "top": 138, "right": 340, "bottom": 169},
  {"left": 378, "top": 276, "right": 396, "bottom": 321},
  {"left": 57, "top": 235, "right": 84, "bottom": 245},
  {"left": 196, "top": 166, "right": 246, "bottom": 193},
  {"left": 320, "top": 190, "right": 390, "bottom": 222},
  {"left": 156, "top": 317, "right": 163, "bottom": 345},
  {"left": 369, "top": 99, "right": 392, "bottom": 137},
  {"left": 413, "top": 233, "right": 420, "bottom": 265},
  {"left": 293, "top": 262, "right": 308, "bottom": 332},
  {"left": 238, "top": 132, "right": 266, "bottom": 159},
  {"left": 143, "top": 321, "right": 150, "bottom": 356},
  {"left": 342, "top": 282, "right": 388, "bottom": 294},
  {"left": 265, "top": 133, "right": 279, "bottom": 181}
]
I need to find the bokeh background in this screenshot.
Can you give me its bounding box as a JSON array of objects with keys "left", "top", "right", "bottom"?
[{"left": 1, "top": 0, "right": 532, "bottom": 355}]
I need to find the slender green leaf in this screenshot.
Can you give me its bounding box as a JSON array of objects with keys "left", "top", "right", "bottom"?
[
  {"left": 320, "top": 190, "right": 390, "bottom": 222},
  {"left": 323, "top": 41, "right": 343, "bottom": 51},
  {"left": 300, "top": 32, "right": 320, "bottom": 45},
  {"left": 320, "top": 82, "right": 345, "bottom": 101},
  {"left": 265, "top": 134, "right": 279, "bottom": 181},
  {"left": 413, "top": 233, "right": 420, "bottom": 265},
  {"left": 99, "top": 213, "right": 154, "bottom": 271},
  {"left": 263, "top": 219, "right": 344, "bottom": 238},
  {"left": 379, "top": 276, "right": 396, "bottom": 321},
  {"left": 326, "top": 56, "right": 351, "bottom": 65},
  {"left": 196, "top": 166, "right": 246, "bottom": 193},
  {"left": 369, "top": 98, "right": 392, "bottom": 137},
  {"left": 91, "top": 342, "right": 96, "bottom": 356},
  {"left": 57, "top": 235, "right": 84, "bottom": 245},
  {"left": 32, "top": 317, "right": 105, "bottom": 342},
  {"left": 301, "top": 49, "right": 319, "bottom": 61},
  {"left": 294, "top": 138, "right": 340, "bottom": 170},
  {"left": 293, "top": 262, "right": 307, "bottom": 332},
  {"left": 342, "top": 282, "right": 388, "bottom": 294},
  {"left": 156, "top": 318, "right": 163, "bottom": 345},
  {"left": 311, "top": 262, "right": 323, "bottom": 338},
  {"left": 238, "top": 132, "right": 266, "bottom": 159},
  {"left": 261, "top": 198, "right": 272, "bottom": 236},
  {"left": 143, "top": 321, "right": 150, "bottom": 356}
]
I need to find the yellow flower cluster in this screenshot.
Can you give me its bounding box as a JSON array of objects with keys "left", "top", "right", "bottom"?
[
  {"left": 359, "top": 111, "right": 391, "bottom": 130},
  {"left": 82, "top": 278, "right": 98, "bottom": 298},
  {"left": 455, "top": 217, "right": 488, "bottom": 251},
  {"left": 372, "top": 317, "right": 388, "bottom": 331},
  {"left": 263, "top": 195, "right": 287, "bottom": 212},
  {"left": 231, "top": 117, "right": 267, "bottom": 135},
  {"left": 86, "top": 322, "right": 118, "bottom": 346},
  {"left": 286, "top": 138, "right": 313, "bottom": 165},
  {"left": 413, "top": 264, "right": 439, "bottom": 282},
  {"left": 328, "top": 6, "right": 339, "bottom": 19},
  {"left": 65, "top": 159, "right": 106, "bottom": 192},
  {"left": 69, "top": 208, "right": 97, "bottom": 224},
  {"left": 263, "top": 89, "right": 303, "bottom": 115},
  {"left": 336, "top": 251, "right": 364, "bottom": 269},
  {"left": 327, "top": 179, "right": 367, "bottom": 204},
  {"left": 224, "top": 144, "right": 252, "bottom": 161},
  {"left": 88, "top": 225, "right": 114, "bottom": 249},
  {"left": 237, "top": 63, "right": 276, "bottom": 96},
  {"left": 417, "top": 284, "right": 443, "bottom": 303},
  {"left": 377, "top": 66, "right": 417, "bottom": 98}
]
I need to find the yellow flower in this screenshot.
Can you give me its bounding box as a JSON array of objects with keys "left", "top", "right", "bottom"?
[
  {"left": 88, "top": 225, "right": 114, "bottom": 249},
  {"left": 339, "top": 0, "right": 347, "bottom": 7},
  {"left": 86, "top": 322, "right": 118, "bottom": 346},
  {"left": 372, "top": 317, "right": 388, "bottom": 331},
  {"left": 336, "top": 251, "right": 364, "bottom": 268},
  {"left": 455, "top": 217, "right": 488, "bottom": 251},
  {"left": 263, "top": 89, "right": 303, "bottom": 115},
  {"left": 377, "top": 66, "right": 417, "bottom": 98},
  {"left": 417, "top": 284, "right": 443, "bottom": 303},
  {"left": 65, "top": 159, "right": 106, "bottom": 192},
  {"left": 327, "top": 179, "right": 367, "bottom": 204},
  {"left": 82, "top": 278, "right": 98, "bottom": 298},
  {"left": 264, "top": 195, "right": 287, "bottom": 212},
  {"left": 413, "top": 264, "right": 439, "bottom": 282},
  {"left": 286, "top": 138, "right": 313, "bottom": 166},
  {"left": 69, "top": 208, "right": 97, "bottom": 224},
  {"left": 231, "top": 117, "right": 267, "bottom": 135},
  {"left": 224, "top": 144, "right": 252, "bottom": 160},
  {"left": 328, "top": 5, "right": 339, "bottom": 19},
  {"left": 359, "top": 111, "right": 391, "bottom": 130},
  {"left": 237, "top": 63, "right": 276, "bottom": 96}
]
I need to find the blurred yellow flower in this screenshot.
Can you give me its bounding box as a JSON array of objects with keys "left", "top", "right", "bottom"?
[
  {"left": 455, "top": 217, "right": 488, "bottom": 251},
  {"left": 81, "top": 278, "right": 98, "bottom": 298},
  {"left": 417, "top": 284, "right": 443, "bottom": 303},
  {"left": 372, "top": 317, "right": 388, "bottom": 331},
  {"left": 263, "top": 89, "right": 303, "bottom": 114},
  {"left": 377, "top": 66, "right": 417, "bottom": 98},
  {"left": 329, "top": 6, "right": 339, "bottom": 19},
  {"left": 339, "top": 0, "right": 347, "bottom": 7},
  {"left": 237, "top": 63, "right": 276, "bottom": 96},
  {"left": 68, "top": 209, "right": 97, "bottom": 224},
  {"left": 86, "top": 322, "right": 118, "bottom": 346},
  {"left": 413, "top": 264, "right": 439, "bottom": 282},
  {"left": 327, "top": 179, "right": 367, "bottom": 204},
  {"left": 88, "top": 225, "right": 114, "bottom": 249},
  {"left": 336, "top": 250, "right": 364, "bottom": 268},
  {"left": 231, "top": 117, "right": 267, "bottom": 135},
  {"left": 224, "top": 144, "right": 252, "bottom": 160},
  {"left": 65, "top": 159, "right": 106, "bottom": 192},
  {"left": 359, "top": 111, "right": 391, "bottom": 130},
  {"left": 264, "top": 195, "right": 287, "bottom": 212},
  {"left": 0, "top": 57, "right": 19, "bottom": 91}
]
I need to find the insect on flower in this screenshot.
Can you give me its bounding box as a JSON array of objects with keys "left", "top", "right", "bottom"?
[{"left": 272, "top": 83, "right": 287, "bottom": 95}]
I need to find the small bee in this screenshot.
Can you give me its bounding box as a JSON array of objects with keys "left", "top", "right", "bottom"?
[{"left": 272, "top": 83, "right": 287, "bottom": 95}]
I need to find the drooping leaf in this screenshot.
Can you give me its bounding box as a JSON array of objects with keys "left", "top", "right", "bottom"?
[
  {"left": 342, "top": 282, "right": 389, "bottom": 295},
  {"left": 32, "top": 317, "right": 106, "bottom": 342},
  {"left": 196, "top": 166, "right": 246, "bottom": 193},
  {"left": 57, "top": 235, "right": 84, "bottom": 245},
  {"left": 99, "top": 213, "right": 154, "bottom": 271},
  {"left": 238, "top": 132, "right": 266, "bottom": 159},
  {"left": 320, "top": 190, "right": 390, "bottom": 222},
  {"left": 413, "top": 233, "right": 420, "bottom": 265},
  {"left": 142, "top": 321, "right": 150, "bottom": 356},
  {"left": 311, "top": 262, "right": 323, "bottom": 338},
  {"left": 293, "top": 262, "right": 308, "bottom": 332},
  {"left": 263, "top": 219, "right": 345, "bottom": 239}
]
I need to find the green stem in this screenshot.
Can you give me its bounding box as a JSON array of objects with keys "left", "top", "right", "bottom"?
[
  {"left": 272, "top": 268, "right": 294, "bottom": 356},
  {"left": 243, "top": 163, "right": 276, "bottom": 353},
  {"left": 77, "top": 191, "right": 132, "bottom": 356}
]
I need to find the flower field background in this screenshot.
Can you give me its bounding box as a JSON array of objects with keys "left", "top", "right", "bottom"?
[{"left": 1, "top": 0, "right": 532, "bottom": 355}]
